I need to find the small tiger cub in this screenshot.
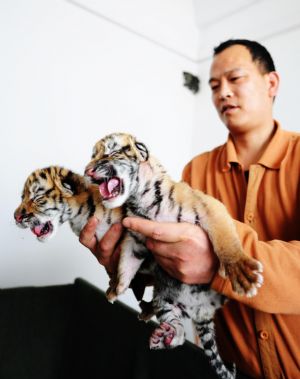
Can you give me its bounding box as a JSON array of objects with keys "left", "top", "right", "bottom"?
[
  {"left": 85, "top": 132, "right": 264, "bottom": 379},
  {"left": 14, "top": 166, "right": 123, "bottom": 242}
]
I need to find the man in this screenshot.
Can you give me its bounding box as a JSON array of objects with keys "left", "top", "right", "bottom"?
[{"left": 80, "top": 40, "right": 300, "bottom": 378}]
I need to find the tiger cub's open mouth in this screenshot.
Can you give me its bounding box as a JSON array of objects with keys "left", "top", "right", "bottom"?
[
  {"left": 31, "top": 221, "right": 53, "bottom": 238},
  {"left": 98, "top": 177, "right": 123, "bottom": 200}
]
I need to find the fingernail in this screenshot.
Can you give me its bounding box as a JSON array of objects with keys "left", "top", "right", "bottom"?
[
  {"left": 90, "top": 216, "right": 99, "bottom": 225},
  {"left": 122, "top": 218, "right": 130, "bottom": 228}
]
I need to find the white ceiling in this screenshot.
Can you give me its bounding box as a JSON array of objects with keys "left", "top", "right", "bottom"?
[
  {"left": 194, "top": 0, "right": 262, "bottom": 28},
  {"left": 195, "top": 0, "right": 300, "bottom": 61},
  {"left": 65, "top": 0, "right": 300, "bottom": 63}
]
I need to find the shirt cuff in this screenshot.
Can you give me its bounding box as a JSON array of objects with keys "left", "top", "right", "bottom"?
[{"left": 210, "top": 271, "right": 230, "bottom": 294}]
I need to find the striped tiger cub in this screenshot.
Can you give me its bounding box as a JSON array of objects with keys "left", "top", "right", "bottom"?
[
  {"left": 85, "top": 132, "right": 264, "bottom": 379},
  {"left": 14, "top": 166, "right": 123, "bottom": 242}
]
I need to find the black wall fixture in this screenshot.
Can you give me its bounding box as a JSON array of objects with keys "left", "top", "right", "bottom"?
[{"left": 183, "top": 72, "right": 200, "bottom": 94}]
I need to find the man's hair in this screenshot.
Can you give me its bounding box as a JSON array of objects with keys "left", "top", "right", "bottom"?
[{"left": 213, "top": 39, "right": 276, "bottom": 73}]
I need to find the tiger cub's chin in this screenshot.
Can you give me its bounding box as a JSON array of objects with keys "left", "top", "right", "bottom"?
[
  {"left": 32, "top": 221, "right": 58, "bottom": 242},
  {"left": 36, "top": 230, "right": 56, "bottom": 242},
  {"left": 102, "top": 194, "right": 127, "bottom": 209}
]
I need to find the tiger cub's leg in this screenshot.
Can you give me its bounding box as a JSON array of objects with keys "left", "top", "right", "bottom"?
[
  {"left": 149, "top": 301, "right": 185, "bottom": 350},
  {"left": 106, "top": 232, "right": 147, "bottom": 302},
  {"left": 195, "top": 318, "right": 236, "bottom": 379},
  {"left": 197, "top": 193, "right": 263, "bottom": 297},
  {"left": 149, "top": 273, "right": 186, "bottom": 349}
]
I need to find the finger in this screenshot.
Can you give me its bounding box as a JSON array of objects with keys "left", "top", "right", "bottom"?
[
  {"left": 106, "top": 244, "right": 121, "bottom": 274},
  {"left": 153, "top": 255, "right": 177, "bottom": 278},
  {"left": 123, "top": 217, "right": 188, "bottom": 243},
  {"left": 98, "top": 223, "right": 123, "bottom": 258},
  {"left": 96, "top": 223, "right": 123, "bottom": 268},
  {"left": 146, "top": 238, "right": 177, "bottom": 259},
  {"left": 79, "top": 216, "right": 99, "bottom": 251}
]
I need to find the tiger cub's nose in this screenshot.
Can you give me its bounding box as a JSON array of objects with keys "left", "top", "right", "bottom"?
[
  {"left": 85, "top": 167, "right": 95, "bottom": 178},
  {"left": 14, "top": 212, "right": 24, "bottom": 223}
]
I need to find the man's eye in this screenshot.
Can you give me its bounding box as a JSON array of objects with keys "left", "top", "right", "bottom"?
[
  {"left": 230, "top": 76, "right": 242, "bottom": 82},
  {"left": 210, "top": 84, "right": 219, "bottom": 91}
]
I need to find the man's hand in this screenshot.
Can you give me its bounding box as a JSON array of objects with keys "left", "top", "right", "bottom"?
[
  {"left": 79, "top": 216, "right": 123, "bottom": 275},
  {"left": 79, "top": 216, "right": 153, "bottom": 300},
  {"left": 122, "top": 217, "right": 218, "bottom": 284}
]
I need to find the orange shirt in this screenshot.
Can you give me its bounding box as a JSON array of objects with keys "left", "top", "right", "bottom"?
[{"left": 182, "top": 122, "right": 300, "bottom": 379}]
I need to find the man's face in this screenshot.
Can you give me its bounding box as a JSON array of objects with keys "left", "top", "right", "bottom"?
[{"left": 209, "top": 45, "right": 276, "bottom": 133}]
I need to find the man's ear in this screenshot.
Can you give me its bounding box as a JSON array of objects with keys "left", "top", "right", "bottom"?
[
  {"left": 135, "top": 142, "right": 149, "bottom": 161},
  {"left": 267, "top": 71, "right": 280, "bottom": 98}
]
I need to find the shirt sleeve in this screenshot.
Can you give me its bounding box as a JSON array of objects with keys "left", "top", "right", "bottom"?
[
  {"left": 182, "top": 159, "right": 300, "bottom": 315},
  {"left": 211, "top": 220, "right": 300, "bottom": 315}
]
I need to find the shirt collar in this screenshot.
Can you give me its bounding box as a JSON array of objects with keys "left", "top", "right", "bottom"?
[{"left": 221, "top": 121, "right": 290, "bottom": 172}]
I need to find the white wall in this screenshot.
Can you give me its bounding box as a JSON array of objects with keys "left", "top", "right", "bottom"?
[{"left": 0, "top": 0, "right": 198, "bottom": 315}]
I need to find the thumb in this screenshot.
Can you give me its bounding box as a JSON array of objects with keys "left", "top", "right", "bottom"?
[{"left": 123, "top": 217, "right": 187, "bottom": 243}]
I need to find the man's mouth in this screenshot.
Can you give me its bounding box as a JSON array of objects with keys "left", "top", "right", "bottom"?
[
  {"left": 221, "top": 104, "right": 238, "bottom": 114},
  {"left": 98, "top": 177, "right": 123, "bottom": 200},
  {"left": 31, "top": 221, "right": 53, "bottom": 238}
]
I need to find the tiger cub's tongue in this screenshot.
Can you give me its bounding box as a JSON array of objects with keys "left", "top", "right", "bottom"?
[
  {"left": 99, "top": 178, "right": 120, "bottom": 198},
  {"left": 31, "top": 224, "right": 44, "bottom": 237}
]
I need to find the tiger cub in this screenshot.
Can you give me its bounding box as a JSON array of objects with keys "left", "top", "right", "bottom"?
[
  {"left": 85, "top": 132, "right": 264, "bottom": 379},
  {"left": 14, "top": 166, "right": 123, "bottom": 242}
]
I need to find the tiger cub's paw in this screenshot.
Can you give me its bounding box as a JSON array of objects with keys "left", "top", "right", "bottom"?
[
  {"left": 149, "top": 322, "right": 185, "bottom": 350},
  {"left": 106, "top": 276, "right": 118, "bottom": 303},
  {"left": 106, "top": 273, "right": 131, "bottom": 301},
  {"left": 138, "top": 300, "right": 155, "bottom": 322},
  {"left": 115, "top": 274, "right": 131, "bottom": 297},
  {"left": 221, "top": 256, "right": 263, "bottom": 297}
]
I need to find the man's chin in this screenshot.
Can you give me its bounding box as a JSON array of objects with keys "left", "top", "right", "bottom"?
[{"left": 223, "top": 119, "right": 247, "bottom": 133}]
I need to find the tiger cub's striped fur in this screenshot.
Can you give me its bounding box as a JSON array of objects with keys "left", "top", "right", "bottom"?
[
  {"left": 14, "top": 166, "right": 123, "bottom": 242},
  {"left": 85, "top": 133, "right": 264, "bottom": 379}
]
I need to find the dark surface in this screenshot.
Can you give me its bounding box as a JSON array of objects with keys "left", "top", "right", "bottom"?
[{"left": 0, "top": 278, "right": 216, "bottom": 379}]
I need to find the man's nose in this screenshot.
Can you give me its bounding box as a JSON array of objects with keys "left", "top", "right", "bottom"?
[{"left": 219, "top": 82, "right": 233, "bottom": 100}]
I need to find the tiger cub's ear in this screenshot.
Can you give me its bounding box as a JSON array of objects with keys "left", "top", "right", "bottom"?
[
  {"left": 135, "top": 142, "right": 149, "bottom": 162},
  {"left": 54, "top": 171, "right": 85, "bottom": 197},
  {"left": 91, "top": 141, "right": 105, "bottom": 159}
]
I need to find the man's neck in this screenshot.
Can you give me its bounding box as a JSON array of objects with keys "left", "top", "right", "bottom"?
[{"left": 230, "top": 121, "right": 276, "bottom": 171}]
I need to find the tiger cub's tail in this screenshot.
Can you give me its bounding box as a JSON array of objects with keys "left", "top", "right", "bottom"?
[{"left": 195, "top": 319, "right": 236, "bottom": 379}]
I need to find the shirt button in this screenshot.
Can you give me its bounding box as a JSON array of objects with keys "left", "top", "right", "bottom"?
[
  {"left": 247, "top": 212, "right": 254, "bottom": 222},
  {"left": 258, "top": 330, "right": 269, "bottom": 340}
]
